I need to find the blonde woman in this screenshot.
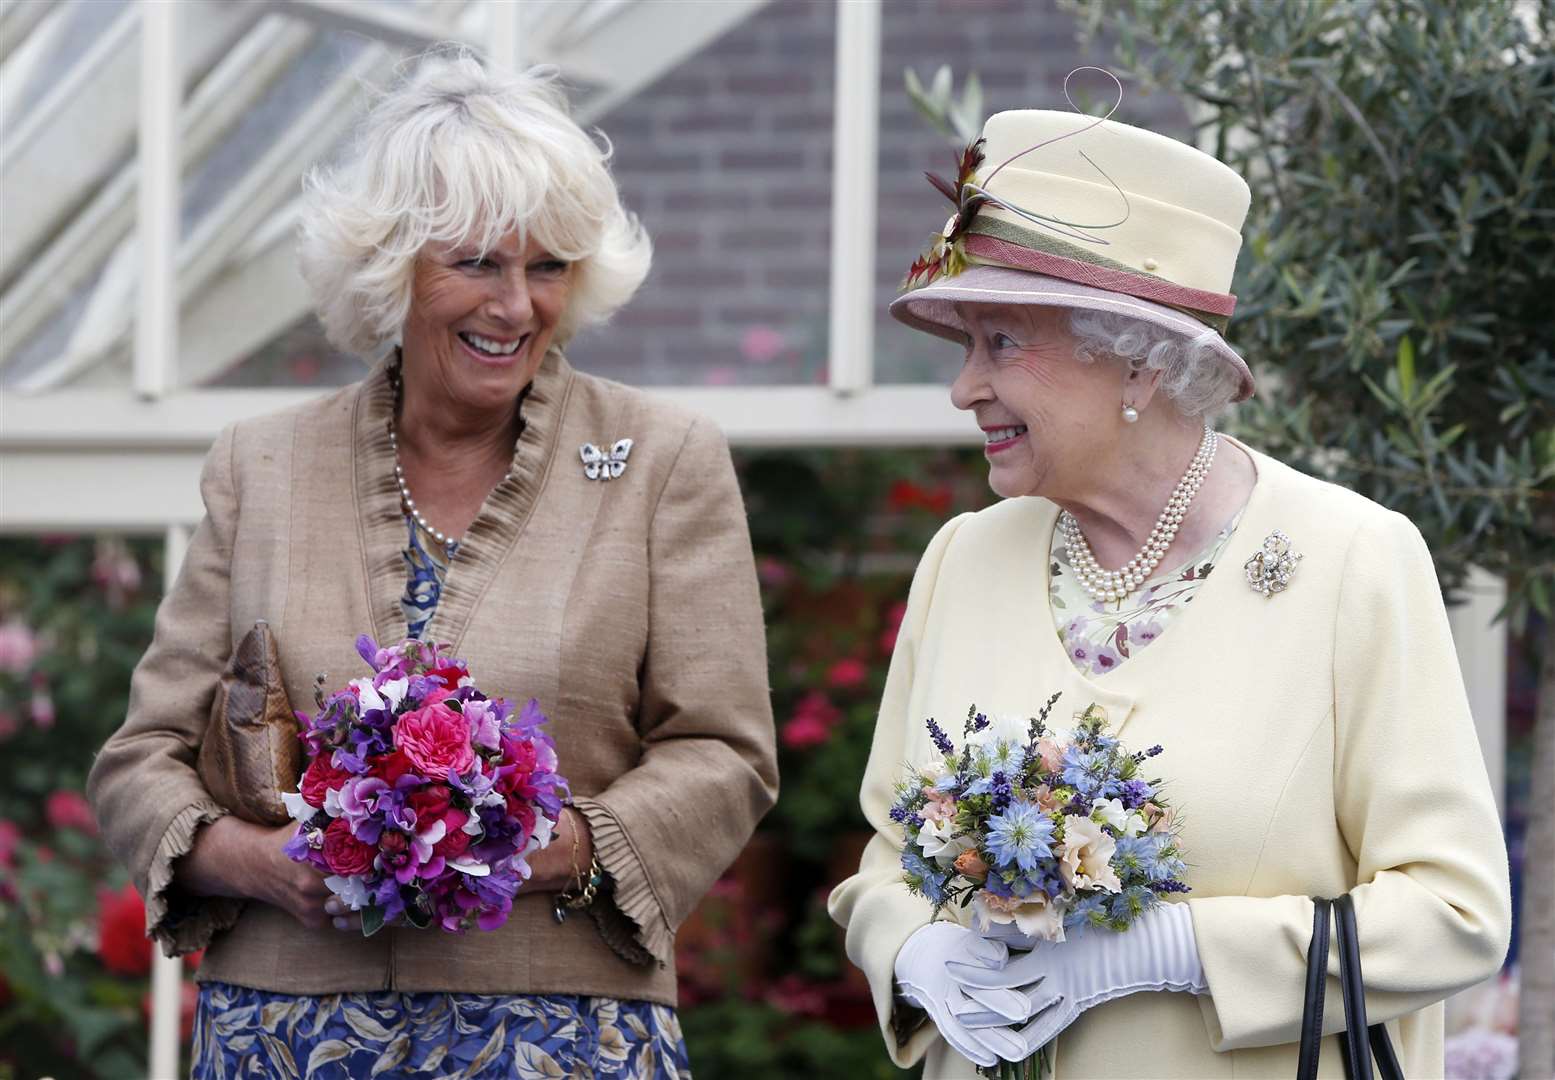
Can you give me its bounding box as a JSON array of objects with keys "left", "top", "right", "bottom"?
[{"left": 89, "top": 53, "right": 777, "bottom": 1078}]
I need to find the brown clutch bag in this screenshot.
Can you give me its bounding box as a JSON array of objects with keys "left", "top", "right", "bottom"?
[{"left": 196, "top": 620, "right": 303, "bottom": 826}]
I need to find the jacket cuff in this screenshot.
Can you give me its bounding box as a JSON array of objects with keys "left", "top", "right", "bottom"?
[
  {"left": 145, "top": 800, "right": 245, "bottom": 956},
  {"left": 571, "top": 797, "right": 674, "bottom": 968}
]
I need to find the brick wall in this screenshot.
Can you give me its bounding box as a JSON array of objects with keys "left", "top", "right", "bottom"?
[{"left": 573, "top": 0, "right": 1188, "bottom": 388}]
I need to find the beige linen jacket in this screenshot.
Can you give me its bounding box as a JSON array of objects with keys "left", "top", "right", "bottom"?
[
  {"left": 828, "top": 441, "right": 1511, "bottom": 1078},
  {"left": 87, "top": 350, "right": 778, "bottom": 1004}
]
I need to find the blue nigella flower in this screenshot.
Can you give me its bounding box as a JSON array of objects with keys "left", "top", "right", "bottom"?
[
  {"left": 901, "top": 848, "right": 948, "bottom": 904},
  {"left": 1108, "top": 885, "right": 1157, "bottom": 925},
  {"left": 1112, "top": 835, "right": 1160, "bottom": 880},
  {"left": 985, "top": 799, "right": 1056, "bottom": 873},
  {"left": 1064, "top": 892, "right": 1110, "bottom": 929},
  {"left": 1060, "top": 747, "right": 1122, "bottom": 800}
]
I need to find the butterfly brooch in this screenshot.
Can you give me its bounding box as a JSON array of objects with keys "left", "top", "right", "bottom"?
[{"left": 580, "top": 438, "right": 633, "bottom": 481}]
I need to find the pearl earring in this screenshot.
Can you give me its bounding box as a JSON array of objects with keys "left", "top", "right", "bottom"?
[{"left": 1122, "top": 404, "right": 1140, "bottom": 423}]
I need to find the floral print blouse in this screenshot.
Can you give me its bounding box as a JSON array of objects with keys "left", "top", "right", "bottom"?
[
  {"left": 1051, "top": 512, "right": 1243, "bottom": 678},
  {"left": 401, "top": 514, "right": 452, "bottom": 640}
]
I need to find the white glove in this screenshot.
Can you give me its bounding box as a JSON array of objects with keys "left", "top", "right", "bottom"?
[
  {"left": 948, "top": 902, "right": 1207, "bottom": 1058},
  {"left": 894, "top": 922, "right": 1033, "bottom": 1067}
]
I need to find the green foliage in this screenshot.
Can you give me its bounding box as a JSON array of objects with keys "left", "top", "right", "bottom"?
[
  {"left": 1062, "top": 0, "right": 1555, "bottom": 625},
  {"left": 739, "top": 447, "right": 991, "bottom": 858},
  {"left": 905, "top": 65, "right": 985, "bottom": 145},
  {"left": 0, "top": 537, "right": 177, "bottom": 1080}
]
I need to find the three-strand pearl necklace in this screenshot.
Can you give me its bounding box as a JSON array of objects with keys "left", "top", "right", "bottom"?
[{"left": 1058, "top": 424, "right": 1218, "bottom": 605}]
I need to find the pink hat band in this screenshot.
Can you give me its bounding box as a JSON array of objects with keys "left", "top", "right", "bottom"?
[{"left": 962, "top": 234, "right": 1238, "bottom": 326}]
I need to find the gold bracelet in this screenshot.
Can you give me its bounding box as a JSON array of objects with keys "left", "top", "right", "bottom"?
[
  {"left": 553, "top": 807, "right": 602, "bottom": 923},
  {"left": 553, "top": 854, "right": 603, "bottom": 923}
]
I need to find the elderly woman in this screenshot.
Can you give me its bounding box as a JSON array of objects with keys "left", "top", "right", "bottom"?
[
  {"left": 87, "top": 55, "right": 776, "bottom": 1077},
  {"left": 829, "top": 104, "right": 1510, "bottom": 1078}
]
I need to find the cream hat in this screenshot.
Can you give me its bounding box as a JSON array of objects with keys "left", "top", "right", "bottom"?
[{"left": 890, "top": 100, "right": 1256, "bottom": 400}]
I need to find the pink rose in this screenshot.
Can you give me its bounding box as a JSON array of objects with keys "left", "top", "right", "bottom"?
[
  {"left": 825, "top": 658, "right": 869, "bottom": 690},
  {"left": 393, "top": 701, "right": 474, "bottom": 778},
  {"left": 781, "top": 715, "right": 831, "bottom": 750},
  {"left": 45, "top": 790, "right": 96, "bottom": 834}
]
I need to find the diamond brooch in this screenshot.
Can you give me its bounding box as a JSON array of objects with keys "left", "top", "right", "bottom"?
[
  {"left": 1244, "top": 530, "right": 1302, "bottom": 598},
  {"left": 581, "top": 438, "right": 633, "bottom": 481}
]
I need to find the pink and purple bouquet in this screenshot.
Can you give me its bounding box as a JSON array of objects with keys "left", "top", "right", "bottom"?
[
  {"left": 893, "top": 697, "right": 1186, "bottom": 942},
  {"left": 281, "top": 635, "right": 569, "bottom": 935}
]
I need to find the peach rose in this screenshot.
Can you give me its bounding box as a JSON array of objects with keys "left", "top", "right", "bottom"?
[{"left": 953, "top": 848, "right": 990, "bottom": 880}]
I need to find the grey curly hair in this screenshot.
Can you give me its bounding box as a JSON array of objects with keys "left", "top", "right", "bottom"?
[{"left": 1068, "top": 309, "right": 1242, "bottom": 419}]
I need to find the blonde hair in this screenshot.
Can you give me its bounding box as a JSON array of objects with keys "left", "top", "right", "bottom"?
[{"left": 297, "top": 49, "right": 651, "bottom": 355}]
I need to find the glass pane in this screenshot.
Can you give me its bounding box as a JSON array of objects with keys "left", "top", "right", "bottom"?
[
  {"left": 872, "top": 0, "right": 1190, "bottom": 385},
  {"left": 7, "top": 0, "right": 133, "bottom": 120},
  {"left": 566, "top": 0, "right": 834, "bottom": 388}
]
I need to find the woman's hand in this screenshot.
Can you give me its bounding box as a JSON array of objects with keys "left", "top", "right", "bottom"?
[
  {"left": 523, "top": 807, "right": 594, "bottom": 893},
  {"left": 893, "top": 922, "right": 1030, "bottom": 1067},
  {"left": 177, "top": 816, "right": 336, "bottom": 930},
  {"left": 948, "top": 903, "right": 1208, "bottom": 1058}
]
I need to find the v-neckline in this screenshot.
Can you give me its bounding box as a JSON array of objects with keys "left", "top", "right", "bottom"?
[
  {"left": 1029, "top": 435, "right": 1276, "bottom": 736},
  {"left": 352, "top": 348, "right": 575, "bottom": 653}
]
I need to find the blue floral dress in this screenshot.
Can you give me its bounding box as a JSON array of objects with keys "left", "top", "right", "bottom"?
[
  {"left": 1050, "top": 513, "right": 1242, "bottom": 677},
  {"left": 191, "top": 513, "right": 691, "bottom": 1080}
]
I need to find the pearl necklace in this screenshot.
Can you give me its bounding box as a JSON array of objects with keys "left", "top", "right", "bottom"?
[
  {"left": 387, "top": 422, "right": 460, "bottom": 558},
  {"left": 1058, "top": 425, "right": 1218, "bottom": 605}
]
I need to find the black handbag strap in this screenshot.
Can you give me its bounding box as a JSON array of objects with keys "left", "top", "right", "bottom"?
[
  {"left": 1297, "top": 898, "right": 1331, "bottom": 1080},
  {"left": 1298, "top": 894, "right": 1406, "bottom": 1080}
]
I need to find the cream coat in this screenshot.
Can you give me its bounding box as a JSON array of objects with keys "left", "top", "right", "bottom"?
[{"left": 828, "top": 441, "right": 1510, "bottom": 1078}]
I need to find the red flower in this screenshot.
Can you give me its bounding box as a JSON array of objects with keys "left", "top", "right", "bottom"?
[
  {"left": 825, "top": 658, "right": 870, "bottom": 690},
  {"left": 321, "top": 818, "right": 375, "bottom": 876},
  {"left": 300, "top": 756, "right": 355, "bottom": 808},
  {"left": 98, "top": 883, "right": 152, "bottom": 977},
  {"left": 432, "top": 809, "right": 472, "bottom": 860},
  {"left": 426, "top": 664, "right": 468, "bottom": 691},
  {"left": 406, "top": 787, "right": 452, "bottom": 825},
  {"left": 496, "top": 737, "right": 538, "bottom": 797},
  {"left": 887, "top": 480, "right": 953, "bottom": 515},
  {"left": 369, "top": 750, "right": 417, "bottom": 784},
  {"left": 503, "top": 799, "right": 536, "bottom": 847}
]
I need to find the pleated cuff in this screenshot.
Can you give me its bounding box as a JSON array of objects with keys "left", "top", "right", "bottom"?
[
  {"left": 571, "top": 797, "right": 674, "bottom": 968},
  {"left": 145, "top": 800, "right": 245, "bottom": 957}
]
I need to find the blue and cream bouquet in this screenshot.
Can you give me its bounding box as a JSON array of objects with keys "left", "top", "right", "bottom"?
[{"left": 892, "top": 697, "right": 1188, "bottom": 943}]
